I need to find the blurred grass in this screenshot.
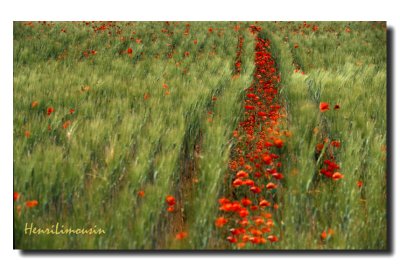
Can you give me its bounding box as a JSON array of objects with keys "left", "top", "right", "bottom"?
[
  {"left": 263, "top": 21, "right": 386, "bottom": 249},
  {"left": 14, "top": 21, "right": 386, "bottom": 250},
  {"left": 14, "top": 21, "right": 255, "bottom": 249}
]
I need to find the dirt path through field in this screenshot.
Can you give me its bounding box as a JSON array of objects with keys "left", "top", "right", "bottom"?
[{"left": 158, "top": 30, "right": 247, "bottom": 248}]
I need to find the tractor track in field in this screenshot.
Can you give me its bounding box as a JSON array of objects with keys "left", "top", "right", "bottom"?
[
  {"left": 155, "top": 30, "right": 246, "bottom": 248},
  {"left": 154, "top": 131, "right": 203, "bottom": 248},
  {"left": 216, "top": 25, "right": 289, "bottom": 248}
]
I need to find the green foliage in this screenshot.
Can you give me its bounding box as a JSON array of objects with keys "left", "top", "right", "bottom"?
[
  {"left": 262, "top": 21, "right": 386, "bottom": 250},
  {"left": 14, "top": 21, "right": 386, "bottom": 250}
]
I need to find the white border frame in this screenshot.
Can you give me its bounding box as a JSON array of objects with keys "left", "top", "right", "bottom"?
[{"left": 1, "top": 1, "right": 398, "bottom": 270}]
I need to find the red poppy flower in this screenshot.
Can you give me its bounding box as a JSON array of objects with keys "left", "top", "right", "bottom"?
[
  {"left": 239, "top": 219, "right": 249, "bottom": 227},
  {"left": 69, "top": 108, "right": 75, "bottom": 114},
  {"left": 219, "top": 197, "right": 230, "bottom": 205},
  {"left": 230, "top": 228, "right": 241, "bottom": 235},
  {"left": 320, "top": 169, "right": 333, "bottom": 178},
  {"left": 31, "top": 101, "right": 39, "bottom": 108},
  {"left": 166, "top": 195, "right": 176, "bottom": 206},
  {"left": 267, "top": 235, "right": 278, "bottom": 243},
  {"left": 319, "top": 102, "right": 329, "bottom": 112},
  {"left": 241, "top": 198, "right": 252, "bottom": 206},
  {"left": 245, "top": 105, "right": 255, "bottom": 110},
  {"left": 14, "top": 192, "right": 20, "bottom": 201},
  {"left": 254, "top": 217, "right": 264, "bottom": 225},
  {"left": 227, "top": 236, "right": 237, "bottom": 243},
  {"left": 357, "top": 180, "right": 363, "bottom": 188},
  {"left": 272, "top": 172, "right": 284, "bottom": 180},
  {"left": 232, "top": 178, "right": 243, "bottom": 187},
  {"left": 63, "top": 120, "right": 72, "bottom": 129},
  {"left": 25, "top": 200, "right": 38, "bottom": 208},
  {"left": 137, "top": 190, "right": 145, "bottom": 198},
  {"left": 239, "top": 208, "right": 249, "bottom": 217},
  {"left": 249, "top": 236, "right": 260, "bottom": 244},
  {"left": 331, "top": 141, "right": 341, "bottom": 148},
  {"left": 257, "top": 111, "right": 267, "bottom": 117},
  {"left": 259, "top": 199, "right": 271, "bottom": 207},
  {"left": 315, "top": 143, "right": 324, "bottom": 152},
  {"left": 175, "top": 231, "right": 188, "bottom": 240},
  {"left": 261, "top": 227, "right": 271, "bottom": 233},
  {"left": 24, "top": 131, "right": 31, "bottom": 138},
  {"left": 250, "top": 205, "right": 258, "bottom": 211},
  {"left": 250, "top": 186, "right": 261, "bottom": 194},
  {"left": 215, "top": 217, "right": 228, "bottom": 228},
  {"left": 266, "top": 219, "right": 274, "bottom": 227},
  {"left": 274, "top": 139, "right": 284, "bottom": 148},
  {"left": 167, "top": 206, "right": 175, "bottom": 212},
  {"left": 263, "top": 213, "right": 272, "bottom": 219},
  {"left": 332, "top": 172, "right": 344, "bottom": 181},
  {"left": 236, "top": 170, "right": 248, "bottom": 178},
  {"left": 250, "top": 228, "right": 263, "bottom": 236},
  {"left": 320, "top": 230, "right": 327, "bottom": 240},
  {"left": 127, "top": 48, "right": 133, "bottom": 54},
  {"left": 47, "top": 107, "right": 54, "bottom": 116},
  {"left": 266, "top": 182, "right": 278, "bottom": 190},
  {"left": 219, "top": 203, "right": 232, "bottom": 212},
  {"left": 244, "top": 179, "right": 255, "bottom": 186}
]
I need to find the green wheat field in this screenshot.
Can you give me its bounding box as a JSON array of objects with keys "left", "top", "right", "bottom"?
[{"left": 13, "top": 21, "right": 387, "bottom": 250}]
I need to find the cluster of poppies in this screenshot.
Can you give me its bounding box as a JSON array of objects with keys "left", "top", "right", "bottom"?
[
  {"left": 13, "top": 192, "right": 38, "bottom": 216},
  {"left": 301, "top": 21, "right": 320, "bottom": 32},
  {"left": 183, "top": 23, "right": 190, "bottom": 36},
  {"left": 24, "top": 102, "right": 75, "bottom": 138},
  {"left": 316, "top": 102, "right": 344, "bottom": 182},
  {"left": 234, "top": 35, "right": 244, "bottom": 74},
  {"left": 82, "top": 49, "right": 97, "bottom": 58},
  {"left": 216, "top": 26, "right": 285, "bottom": 248},
  {"left": 91, "top": 21, "right": 118, "bottom": 33},
  {"left": 18, "top": 102, "right": 77, "bottom": 208},
  {"left": 165, "top": 195, "right": 176, "bottom": 213},
  {"left": 165, "top": 195, "right": 189, "bottom": 240}
]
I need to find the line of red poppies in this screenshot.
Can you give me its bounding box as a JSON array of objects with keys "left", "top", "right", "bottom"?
[{"left": 216, "top": 25, "right": 285, "bottom": 248}]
